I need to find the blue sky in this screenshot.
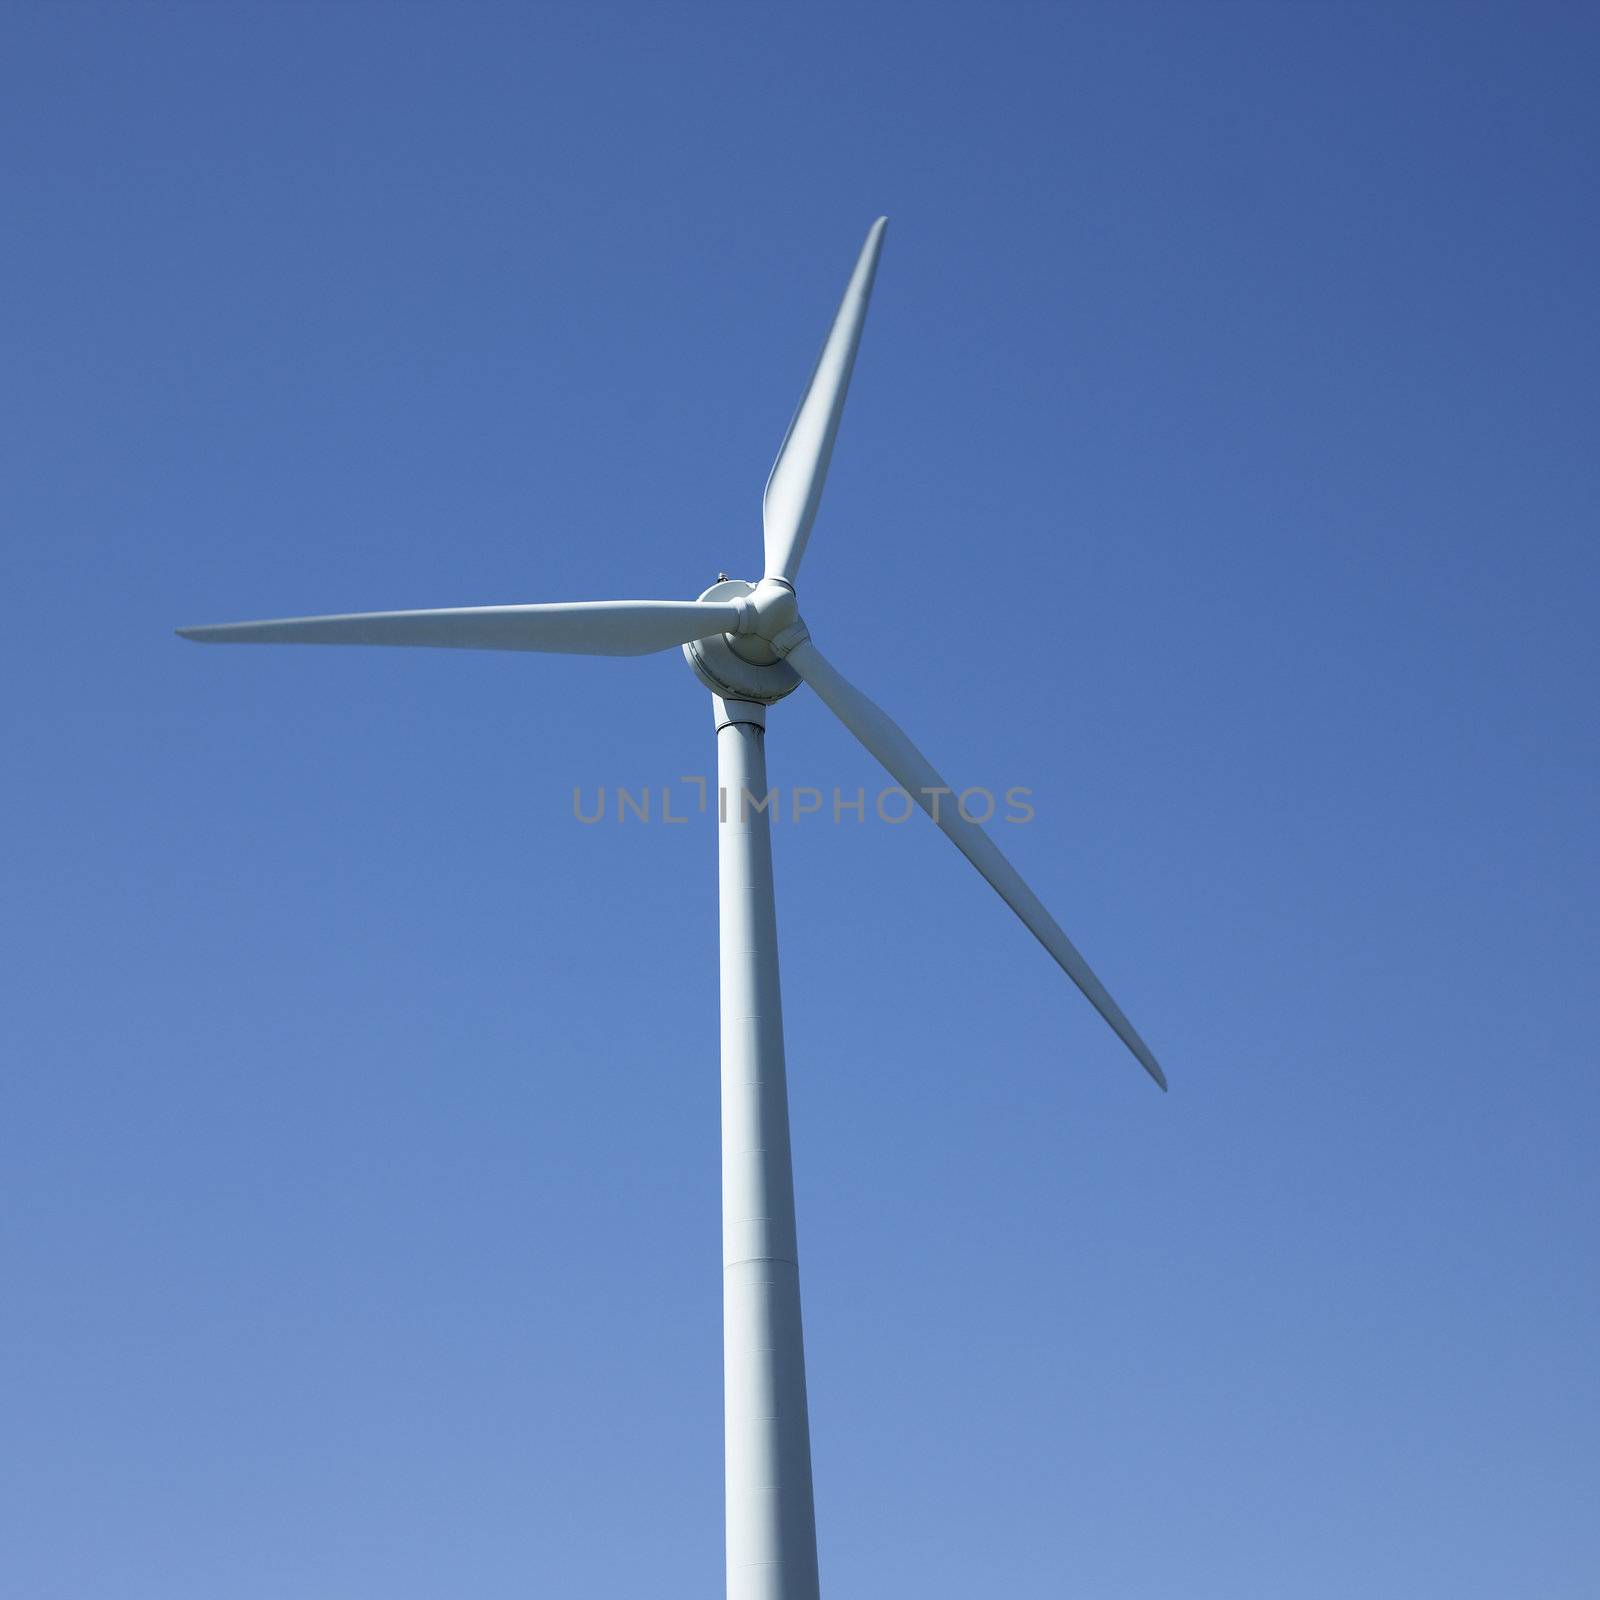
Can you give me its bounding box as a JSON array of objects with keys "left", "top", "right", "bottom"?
[{"left": 3, "top": 3, "right": 1596, "bottom": 1595}]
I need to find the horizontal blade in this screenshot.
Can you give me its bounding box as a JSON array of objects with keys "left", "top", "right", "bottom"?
[
  {"left": 763, "top": 217, "right": 888, "bottom": 584},
  {"left": 787, "top": 638, "right": 1167, "bottom": 1090},
  {"left": 176, "top": 598, "right": 744, "bottom": 657}
]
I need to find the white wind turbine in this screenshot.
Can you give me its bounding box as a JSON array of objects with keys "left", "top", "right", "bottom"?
[{"left": 179, "top": 217, "right": 1166, "bottom": 1600}]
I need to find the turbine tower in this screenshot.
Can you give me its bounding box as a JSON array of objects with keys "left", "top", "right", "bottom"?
[{"left": 178, "top": 218, "right": 1166, "bottom": 1600}]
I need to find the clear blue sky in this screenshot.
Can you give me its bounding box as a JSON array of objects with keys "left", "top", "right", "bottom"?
[{"left": 3, "top": 4, "right": 1596, "bottom": 1596}]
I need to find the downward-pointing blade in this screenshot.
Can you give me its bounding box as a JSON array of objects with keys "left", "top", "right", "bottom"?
[
  {"left": 762, "top": 218, "right": 888, "bottom": 584},
  {"left": 786, "top": 638, "right": 1167, "bottom": 1090},
  {"left": 176, "top": 598, "right": 745, "bottom": 656}
]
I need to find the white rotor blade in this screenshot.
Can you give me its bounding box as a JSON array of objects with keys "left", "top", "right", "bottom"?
[
  {"left": 176, "top": 598, "right": 744, "bottom": 656},
  {"left": 762, "top": 217, "right": 888, "bottom": 584},
  {"left": 787, "top": 638, "right": 1167, "bottom": 1090}
]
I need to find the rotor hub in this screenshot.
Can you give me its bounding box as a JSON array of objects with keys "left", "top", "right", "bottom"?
[{"left": 683, "top": 578, "right": 802, "bottom": 704}]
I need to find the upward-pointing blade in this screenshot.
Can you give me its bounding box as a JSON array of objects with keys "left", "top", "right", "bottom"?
[
  {"left": 762, "top": 218, "right": 888, "bottom": 585},
  {"left": 176, "top": 598, "right": 746, "bottom": 656},
  {"left": 786, "top": 638, "right": 1167, "bottom": 1090}
]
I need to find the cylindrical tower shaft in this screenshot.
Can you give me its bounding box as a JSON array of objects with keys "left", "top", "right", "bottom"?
[{"left": 714, "top": 694, "right": 819, "bottom": 1600}]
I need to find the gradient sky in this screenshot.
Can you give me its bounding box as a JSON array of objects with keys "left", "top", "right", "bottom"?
[{"left": 3, "top": 4, "right": 1596, "bottom": 1596}]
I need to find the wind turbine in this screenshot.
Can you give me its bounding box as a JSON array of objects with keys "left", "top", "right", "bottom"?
[{"left": 178, "top": 217, "right": 1166, "bottom": 1600}]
